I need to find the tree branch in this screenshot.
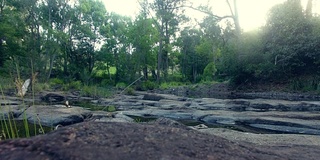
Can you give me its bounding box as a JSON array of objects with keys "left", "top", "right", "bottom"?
[{"left": 182, "top": 5, "right": 234, "bottom": 21}]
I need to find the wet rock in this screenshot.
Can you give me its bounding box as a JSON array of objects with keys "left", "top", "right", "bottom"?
[
  {"left": 249, "top": 124, "right": 320, "bottom": 135},
  {"left": 201, "top": 115, "right": 236, "bottom": 125},
  {"left": 40, "top": 92, "right": 65, "bottom": 103},
  {"left": 142, "top": 94, "right": 164, "bottom": 101}
]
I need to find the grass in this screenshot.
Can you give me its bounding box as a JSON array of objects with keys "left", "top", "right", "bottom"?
[
  {"left": 0, "top": 59, "right": 48, "bottom": 140},
  {"left": 80, "top": 85, "right": 113, "bottom": 98},
  {"left": 0, "top": 77, "right": 14, "bottom": 91},
  {"left": 159, "top": 81, "right": 189, "bottom": 90},
  {"left": 0, "top": 85, "right": 19, "bottom": 139},
  {"left": 0, "top": 120, "right": 53, "bottom": 140},
  {"left": 127, "top": 115, "right": 157, "bottom": 123},
  {"left": 73, "top": 101, "right": 106, "bottom": 111}
]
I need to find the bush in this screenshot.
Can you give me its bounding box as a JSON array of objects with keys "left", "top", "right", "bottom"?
[
  {"left": 203, "top": 62, "right": 217, "bottom": 81},
  {"left": 136, "top": 80, "right": 157, "bottom": 91},
  {"left": 106, "top": 105, "right": 116, "bottom": 112},
  {"left": 100, "top": 79, "right": 115, "bottom": 86},
  {"left": 116, "top": 82, "right": 126, "bottom": 90},
  {"left": 63, "top": 81, "right": 82, "bottom": 90},
  {"left": 49, "top": 78, "right": 64, "bottom": 85},
  {"left": 167, "top": 73, "right": 184, "bottom": 82},
  {"left": 159, "top": 81, "right": 187, "bottom": 90},
  {"left": 81, "top": 85, "right": 113, "bottom": 98},
  {"left": 125, "top": 87, "right": 135, "bottom": 95}
]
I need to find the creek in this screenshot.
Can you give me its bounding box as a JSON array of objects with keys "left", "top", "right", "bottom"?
[{"left": 1, "top": 91, "right": 320, "bottom": 137}]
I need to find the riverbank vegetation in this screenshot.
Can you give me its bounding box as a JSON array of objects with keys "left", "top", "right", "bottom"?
[{"left": 0, "top": 0, "right": 319, "bottom": 95}]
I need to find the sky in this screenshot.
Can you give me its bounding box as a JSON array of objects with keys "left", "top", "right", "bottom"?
[{"left": 102, "top": 0, "right": 316, "bottom": 32}]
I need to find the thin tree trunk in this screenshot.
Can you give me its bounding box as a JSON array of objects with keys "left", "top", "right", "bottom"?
[
  {"left": 306, "top": 0, "right": 312, "bottom": 17},
  {"left": 233, "top": 0, "right": 241, "bottom": 36},
  {"left": 47, "top": 53, "right": 56, "bottom": 81},
  {"left": 157, "top": 26, "right": 164, "bottom": 83}
]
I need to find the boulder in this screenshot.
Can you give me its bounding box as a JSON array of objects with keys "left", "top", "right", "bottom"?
[{"left": 0, "top": 122, "right": 320, "bottom": 160}]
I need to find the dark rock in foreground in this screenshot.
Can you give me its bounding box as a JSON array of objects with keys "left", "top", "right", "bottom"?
[{"left": 0, "top": 122, "right": 320, "bottom": 160}]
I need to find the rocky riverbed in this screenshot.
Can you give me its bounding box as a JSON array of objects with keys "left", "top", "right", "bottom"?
[
  {"left": 1, "top": 90, "right": 320, "bottom": 146},
  {"left": 1, "top": 89, "right": 320, "bottom": 159}
]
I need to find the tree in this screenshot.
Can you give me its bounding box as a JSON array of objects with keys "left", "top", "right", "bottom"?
[
  {"left": 129, "top": 11, "right": 158, "bottom": 80},
  {"left": 150, "top": 0, "right": 187, "bottom": 82},
  {"left": 0, "top": 0, "right": 37, "bottom": 77},
  {"left": 203, "top": 62, "right": 217, "bottom": 81},
  {"left": 178, "top": 28, "right": 210, "bottom": 82},
  {"left": 71, "top": 0, "right": 107, "bottom": 83},
  {"left": 102, "top": 12, "right": 133, "bottom": 83},
  {"left": 39, "top": 0, "right": 76, "bottom": 80},
  {"left": 263, "top": 0, "right": 317, "bottom": 77},
  {"left": 306, "top": 0, "right": 312, "bottom": 17}
]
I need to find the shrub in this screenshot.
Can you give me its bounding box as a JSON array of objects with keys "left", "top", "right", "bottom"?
[
  {"left": 106, "top": 105, "right": 116, "bottom": 112},
  {"left": 136, "top": 81, "right": 157, "bottom": 91},
  {"left": 81, "top": 85, "right": 113, "bottom": 98},
  {"left": 116, "top": 82, "right": 126, "bottom": 90},
  {"left": 100, "top": 79, "right": 115, "bottom": 86},
  {"left": 125, "top": 87, "right": 135, "bottom": 95},
  {"left": 203, "top": 62, "right": 217, "bottom": 81},
  {"left": 63, "top": 81, "right": 82, "bottom": 90},
  {"left": 49, "top": 78, "right": 64, "bottom": 85},
  {"left": 159, "top": 81, "right": 186, "bottom": 90}
]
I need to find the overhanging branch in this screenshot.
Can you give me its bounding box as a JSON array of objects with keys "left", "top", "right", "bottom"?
[{"left": 182, "top": 5, "right": 234, "bottom": 21}]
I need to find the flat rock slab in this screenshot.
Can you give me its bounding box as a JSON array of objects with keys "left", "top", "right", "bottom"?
[
  {"left": 21, "top": 105, "right": 92, "bottom": 126},
  {"left": 0, "top": 122, "right": 320, "bottom": 160}
]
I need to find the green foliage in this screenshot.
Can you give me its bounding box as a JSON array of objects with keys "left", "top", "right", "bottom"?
[
  {"left": 116, "top": 82, "right": 127, "bottom": 90},
  {"left": 49, "top": 78, "right": 64, "bottom": 85},
  {"left": 64, "top": 81, "right": 82, "bottom": 90},
  {"left": 203, "top": 62, "right": 217, "bottom": 81},
  {"left": 1, "top": 0, "right": 320, "bottom": 93},
  {"left": 136, "top": 81, "right": 157, "bottom": 91},
  {"left": 178, "top": 28, "right": 211, "bottom": 83},
  {"left": 289, "top": 76, "right": 320, "bottom": 92},
  {"left": 100, "top": 79, "right": 115, "bottom": 86},
  {"left": 263, "top": 0, "right": 320, "bottom": 77},
  {"left": 125, "top": 87, "right": 135, "bottom": 95},
  {"left": 74, "top": 101, "right": 105, "bottom": 111},
  {"left": 33, "top": 83, "right": 51, "bottom": 92},
  {"left": 0, "top": 77, "right": 14, "bottom": 91},
  {"left": 106, "top": 105, "right": 116, "bottom": 112},
  {"left": 159, "top": 81, "right": 187, "bottom": 90},
  {"left": 80, "top": 85, "right": 112, "bottom": 98}
]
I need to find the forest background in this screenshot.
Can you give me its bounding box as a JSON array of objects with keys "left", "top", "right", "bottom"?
[{"left": 0, "top": 0, "right": 319, "bottom": 96}]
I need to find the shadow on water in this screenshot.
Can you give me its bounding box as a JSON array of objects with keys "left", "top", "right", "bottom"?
[
  {"left": 127, "top": 115, "right": 157, "bottom": 123},
  {"left": 73, "top": 101, "right": 117, "bottom": 112},
  {"left": 178, "top": 119, "right": 281, "bottom": 134},
  {"left": 125, "top": 116, "right": 320, "bottom": 135}
]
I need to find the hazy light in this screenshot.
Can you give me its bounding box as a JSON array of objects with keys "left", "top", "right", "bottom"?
[{"left": 102, "top": 0, "right": 317, "bottom": 32}]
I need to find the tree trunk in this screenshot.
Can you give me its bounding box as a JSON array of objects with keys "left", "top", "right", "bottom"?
[
  {"left": 157, "top": 25, "right": 164, "bottom": 83},
  {"left": 114, "top": 49, "right": 120, "bottom": 83},
  {"left": 46, "top": 53, "right": 56, "bottom": 81},
  {"left": 233, "top": 0, "right": 241, "bottom": 36},
  {"left": 306, "top": 0, "right": 312, "bottom": 17},
  {"left": 151, "top": 70, "right": 157, "bottom": 80}
]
